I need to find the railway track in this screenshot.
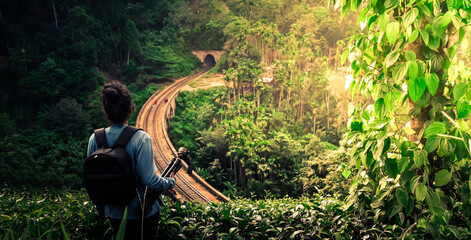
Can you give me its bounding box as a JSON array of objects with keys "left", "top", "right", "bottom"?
[{"left": 136, "top": 70, "right": 229, "bottom": 204}]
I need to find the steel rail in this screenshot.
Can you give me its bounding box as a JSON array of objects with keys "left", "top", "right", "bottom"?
[
  {"left": 140, "top": 72, "right": 206, "bottom": 202},
  {"left": 136, "top": 69, "right": 228, "bottom": 204}
]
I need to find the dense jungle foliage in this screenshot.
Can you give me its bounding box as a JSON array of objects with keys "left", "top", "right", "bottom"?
[
  {"left": 169, "top": 0, "right": 358, "bottom": 199},
  {"left": 0, "top": 0, "right": 203, "bottom": 192},
  {"left": 2, "top": 0, "right": 471, "bottom": 239},
  {"left": 170, "top": 88, "right": 352, "bottom": 199}
]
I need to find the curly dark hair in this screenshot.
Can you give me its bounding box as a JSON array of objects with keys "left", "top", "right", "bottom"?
[{"left": 101, "top": 81, "right": 135, "bottom": 124}]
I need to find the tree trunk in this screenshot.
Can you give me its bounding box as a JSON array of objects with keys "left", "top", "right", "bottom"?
[
  {"left": 287, "top": 91, "right": 291, "bottom": 109},
  {"left": 313, "top": 115, "right": 317, "bottom": 134},
  {"left": 299, "top": 88, "right": 303, "bottom": 121},
  {"left": 326, "top": 93, "right": 330, "bottom": 130},
  {"left": 228, "top": 87, "right": 231, "bottom": 109},
  {"left": 51, "top": 0, "right": 58, "bottom": 28},
  {"left": 278, "top": 86, "right": 283, "bottom": 110}
]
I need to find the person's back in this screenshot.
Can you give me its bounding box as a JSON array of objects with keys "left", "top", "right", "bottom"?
[{"left": 87, "top": 81, "right": 175, "bottom": 240}]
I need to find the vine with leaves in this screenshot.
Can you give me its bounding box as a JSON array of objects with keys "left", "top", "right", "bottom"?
[{"left": 331, "top": 0, "right": 471, "bottom": 238}]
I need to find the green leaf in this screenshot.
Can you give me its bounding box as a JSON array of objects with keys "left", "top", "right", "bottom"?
[
  {"left": 432, "top": 0, "right": 440, "bottom": 15},
  {"left": 434, "top": 169, "right": 452, "bottom": 186},
  {"left": 351, "top": 0, "right": 358, "bottom": 11},
  {"left": 361, "top": 151, "right": 374, "bottom": 168},
  {"left": 452, "top": 14, "right": 462, "bottom": 30},
  {"left": 448, "top": 66, "right": 459, "bottom": 82},
  {"left": 290, "top": 230, "right": 304, "bottom": 239},
  {"left": 407, "top": 61, "right": 418, "bottom": 80},
  {"left": 420, "top": 30, "right": 429, "bottom": 46},
  {"left": 417, "top": 5, "right": 431, "bottom": 18},
  {"left": 447, "top": 0, "right": 462, "bottom": 9},
  {"left": 61, "top": 222, "right": 71, "bottom": 240},
  {"left": 415, "top": 183, "right": 427, "bottom": 201},
  {"left": 385, "top": 0, "right": 399, "bottom": 11},
  {"left": 393, "top": 63, "right": 408, "bottom": 84},
  {"left": 430, "top": 54, "right": 444, "bottom": 72},
  {"left": 460, "top": 9, "right": 471, "bottom": 19},
  {"left": 386, "top": 22, "right": 400, "bottom": 44},
  {"left": 449, "top": 226, "right": 463, "bottom": 239},
  {"left": 379, "top": 13, "right": 390, "bottom": 32},
  {"left": 425, "top": 73, "right": 439, "bottom": 96},
  {"left": 425, "top": 136, "right": 440, "bottom": 153},
  {"left": 404, "top": 8, "right": 419, "bottom": 28},
  {"left": 426, "top": 187, "right": 440, "bottom": 206},
  {"left": 428, "top": 37, "right": 440, "bottom": 51},
  {"left": 389, "top": 200, "right": 403, "bottom": 218},
  {"left": 407, "top": 77, "right": 426, "bottom": 102},
  {"left": 342, "top": 170, "right": 352, "bottom": 179},
  {"left": 407, "top": 0, "right": 417, "bottom": 7},
  {"left": 456, "top": 138, "right": 469, "bottom": 160},
  {"left": 457, "top": 98, "right": 471, "bottom": 119},
  {"left": 350, "top": 121, "right": 363, "bottom": 132},
  {"left": 385, "top": 51, "right": 400, "bottom": 67},
  {"left": 116, "top": 207, "right": 128, "bottom": 240},
  {"left": 383, "top": 137, "right": 391, "bottom": 154},
  {"left": 430, "top": 206, "right": 445, "bottom": 217},
  {"left": 426, "top": 222, "right": 440, "bottom": 238},
  {"left": 453, "top": 83, "right": 468, "bottom": 101},
  {"left": 409, "top": 29, "right": 419, "bottom": 43},
  {"left": 385, "top": 158, "right": 398, "bottom": 177},
  {"left": 341, "top": 49, "right": 349, "bottom": 65},
  {"left": 462, "top": 38, "right": 469, "bottom": 52},
  {"left": 398, "top": 156, "right": 409, "bottom": 173},
  {"left": 440, "top": 138, "right": 456, "bottom": 157},
  {"left": 459, "top": 27, "right": 465, "bottom": 43},
  {"left": 441, "top": 11, "right": 454, "bottom": 28},
  {"left": 395, "top": 188, "right": 409, "bottom": 209},
  {"left": 375, "top": 98, "right": 386, "bottom": 118},
  {"left": 414, "top": 149, "right": 427, "bottom": 168},
  {"left": 405, "top": 51, "right": 416, "bottom": 61},
  {"left": 424, "top": 122, "right": 446, "bottom": 138},
  {"left": 410, "top": 175, "right": 420, "bottom": 193},
  {"left": 374, "top": 139, "right": 385, "bottom": 160}
]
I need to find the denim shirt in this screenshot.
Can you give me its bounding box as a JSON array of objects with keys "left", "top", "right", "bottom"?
[{"left": 87, "top": 124, "right": 175, "bottom": 219}]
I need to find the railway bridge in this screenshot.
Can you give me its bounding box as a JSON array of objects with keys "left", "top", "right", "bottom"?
[
  {"left": 137, "top": 70, "right": 229, "bottom": 204},
  {"left": 192, "top": 50, "right": 224, "bottom": 68}
]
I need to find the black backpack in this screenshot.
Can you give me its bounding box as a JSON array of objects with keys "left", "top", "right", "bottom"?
[{"left": 84, "top": 126, "right": 141, "bottom": 206}]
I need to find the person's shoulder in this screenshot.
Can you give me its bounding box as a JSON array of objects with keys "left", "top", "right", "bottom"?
[
  {"left": 88, "top": 132, "right": 96, "bottom": 142},
  {"left": 133, "top": 128, "right": 151, "bottom": 141}
]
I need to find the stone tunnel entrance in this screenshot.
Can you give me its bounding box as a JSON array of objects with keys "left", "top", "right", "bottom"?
[
  {"left": 204, "top": 54, "right": 216, "bottom": 68},
  {"left": 192, "top": 51, "right": 223, "bottom": 68}
]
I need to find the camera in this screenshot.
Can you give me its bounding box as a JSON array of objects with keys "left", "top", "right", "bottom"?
[{"left": 137, "top": 146, "right": 192, "bottom": 215}]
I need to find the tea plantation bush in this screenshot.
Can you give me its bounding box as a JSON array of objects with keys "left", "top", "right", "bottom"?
[
  {"left": 159, "top": 197, "right": 356, "bottom": 239},
  {"left": 3, "top": 187, "right": 457, "bottom": 239},
  {"left": 0, "top": 188, "right": 108, "bottom": 239}
]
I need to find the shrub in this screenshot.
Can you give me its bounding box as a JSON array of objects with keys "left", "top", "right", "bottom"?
[{"left": 0, "top": 188, "right": 108, "bottom": 239}]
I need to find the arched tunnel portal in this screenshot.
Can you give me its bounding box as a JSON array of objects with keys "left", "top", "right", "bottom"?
[
  {"left": 204, "top": 54, "right": 216, "bottom": 68},
  {"left": 192, "top": 51, "right": 223, "bottom": 68}
]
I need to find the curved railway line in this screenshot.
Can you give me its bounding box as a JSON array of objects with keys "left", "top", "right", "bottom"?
[{"left": 136, "top": 69, "right": 229, "bottom": 204}]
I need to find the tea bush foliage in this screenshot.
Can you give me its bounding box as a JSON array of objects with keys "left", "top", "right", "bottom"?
[
  {"left": 0, "top": 188, "right": 108, "bottom": 239},
  {"left": 6, "top": 187, "right": 468, "bottom": 239}
]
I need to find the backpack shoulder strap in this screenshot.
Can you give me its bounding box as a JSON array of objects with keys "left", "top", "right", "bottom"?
[
  {"left": 114, "top": 126, "right": 141, "bottom": 148},
  {"left": 94, "top": 128, "right": 108, "bottom": 148}
]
